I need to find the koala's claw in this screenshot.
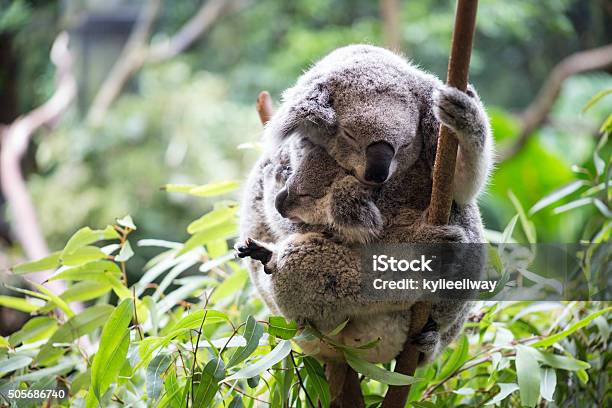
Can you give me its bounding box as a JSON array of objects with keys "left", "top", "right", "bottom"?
[
  {"left": 235, "top": 238, "right": 274, "bottom": 273},
  {"left": 411, "top": 317, "right": 440, "bottom": 355}
]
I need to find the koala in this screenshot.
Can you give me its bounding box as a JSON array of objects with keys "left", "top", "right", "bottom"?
[
  {"left": 268, "top": 44, "right": 494, "bottom": 209},
  {"left": 270, "top": 136, "right": 383, "bottom": 244},
  {"left": 240, "top": 44, "right": 492, "bottom": 364}
]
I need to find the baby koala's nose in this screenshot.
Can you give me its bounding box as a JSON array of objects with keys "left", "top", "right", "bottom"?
[
  {"left": 364, "top": 141, "right": 395, "bottom": 184},
  {"left": 274, "top": 188, "right": 289, "bottom": 217}
]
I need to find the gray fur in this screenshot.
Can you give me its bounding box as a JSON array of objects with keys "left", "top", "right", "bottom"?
[{"left": 239, "top": 44, "right": 492, "bottom": 364}]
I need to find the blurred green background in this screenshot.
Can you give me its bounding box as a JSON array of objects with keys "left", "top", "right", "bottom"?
[{"left": 0, "top": 0, "right": 610, "bottom": 268}]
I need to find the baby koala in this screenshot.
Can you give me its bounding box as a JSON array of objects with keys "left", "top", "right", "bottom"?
[{"left": 268, "top": 137, "right": 383, "bottom": 245}]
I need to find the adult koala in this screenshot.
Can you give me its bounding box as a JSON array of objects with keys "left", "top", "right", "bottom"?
[{"left": 239, "top": 44, "right": 493, "bottom": 363}]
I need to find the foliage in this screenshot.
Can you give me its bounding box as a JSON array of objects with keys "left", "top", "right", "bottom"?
[{"left": 2, "top": 158, "right": 611, "bottom": 406}]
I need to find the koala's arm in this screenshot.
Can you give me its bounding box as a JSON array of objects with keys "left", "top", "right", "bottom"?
[
  {"left": 329, "top": 175, "right": 383, "bottom": 243},
  {"left": 433, "top": 85, "right": 494, "bottom": 205}
]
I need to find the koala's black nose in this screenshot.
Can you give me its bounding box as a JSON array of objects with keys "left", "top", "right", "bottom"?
[
  {"left": 274, "top": 188, "right": 289, "bottom": 217},
  {"left": 364, "top": 141, "right": 395, "bottom": 184}
]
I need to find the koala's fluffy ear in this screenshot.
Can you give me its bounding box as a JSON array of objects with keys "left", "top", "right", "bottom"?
[{"left": 269, "top": 81, "right": 337, "bottom": 141}]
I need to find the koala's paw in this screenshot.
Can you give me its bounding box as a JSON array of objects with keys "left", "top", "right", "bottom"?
[
  {"left": 411, "top": 317, "right": 440, "bottom": 356},
  {"left": 433, "top": 85, "right": 486, "bottom": 149},
  {"left": 235, "top": 238, "right": 274, "bottom": 274},
  {"left": 332, "top": 201, "right": 383, "bottom": 243},
  {"left": 417, "top": 223, "right": 468, "bottom": 244}
]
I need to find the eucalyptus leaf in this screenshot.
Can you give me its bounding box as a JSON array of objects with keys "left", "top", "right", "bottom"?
[
  {"left": 224, "top": 340, "right": 292, "bottom": 381},
  {"left": 345, "top": 351, "right": 418, "bottom": 386},
  {"left": 515, "top": 345, "right": 541, "bottom": 407},
  {"left": 227, "top": 316, "right": 264, "bottom": 368},
  {"left": 90, "top": 299, "right": 133, "bottom": 400}
]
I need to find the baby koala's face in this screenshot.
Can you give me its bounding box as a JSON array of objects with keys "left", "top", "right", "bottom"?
[{"left": 273, "top": 140, "right": 341, "bottom": 226}]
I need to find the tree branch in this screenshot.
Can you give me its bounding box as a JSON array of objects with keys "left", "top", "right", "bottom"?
[
  {"left": 87, "top": 0, "right": 247, "bottom": 126},
  {"left": 499, "top": 43, "right": 612, "bottom": 162},
  {"left": 379, "top": 0, "right": 401, "bottom": 52},
  {"left": 147, "top": 0, "right": 246, "bottom": 63},
  {"left": 86, "top": 0, "right": 161, "bottom": 126},
  {"left": 383, "top": 1, "right": 479, "bottom": 406},
  {"left": 0, "top": 32, "right": 76, "bottom": 293}
]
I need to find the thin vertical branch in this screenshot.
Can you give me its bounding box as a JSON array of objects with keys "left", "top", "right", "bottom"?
[{"left": 383, "top": 1, "right": 479, "bottom": 406}]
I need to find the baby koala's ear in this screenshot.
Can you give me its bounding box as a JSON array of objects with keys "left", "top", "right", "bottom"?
[{"left": 270, "top": 81, "right": 337, "bottom": 141}]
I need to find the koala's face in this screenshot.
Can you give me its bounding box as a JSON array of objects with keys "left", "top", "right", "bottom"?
[
  {"left": 273, "top": 142, "right": 341, "bottom": 226},
  {"left": 271, "top": 68, "right": 424, "bottom": 186},
  {"left": 317, "top": 93, "right": 421, "bottom": 185}
]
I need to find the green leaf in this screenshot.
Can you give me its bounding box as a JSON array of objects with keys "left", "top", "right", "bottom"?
[
  {"left": 436, "top": 335, "right": 469, "bottom": 380},
  {"left": 228, "top": 396, "right": 244, "bottom": 408},
  {"left": 209, "top": 267, "right": 248, "bottom": 303},
  {"left": 61, "top": 246, "right": 107, "bottom": 266},
  {"left": 0, "top": 337, "right": 8, "bottom": 348},
  {"left": 62, "top": 226, "right": 119, "bottom": 257},
  {"left": 37, "top": 305, "right": 114, "bottom": 364},
  {"left": 344, "top": 351, "right": 418, "bottom": 386},
  {"left": 302, "top": 356, "right": 330, "bottom": 408},
  {"left": 515, "top": 345, "right": 541, "bottom": 407},
  {"left": 8, "top": 316, "right": 57, "bottom": 347},
  {"left": 576, "top": 369, "right": 589, "bottom": 384},
  {"left": 146, "top": 353, "right": 173, "bottom": 400},
  {"left": 115, "top": 240, "right": 134, "bottom": 262},
  {"left": 0, "top": 295, "right": 39, "bottom": 313},
  {"left": 193, "top": 358, "right": 225, "bottom": 407},
  {"left": 163, "top": 180, "right": 239, "bottom": 197},
  {"left": 13, "top": 358, "right": 75, "bottom": 382},
  {"left": 11, "top": 252, "right": 60, "bottom": 274},
  {"left": 135, "top": 310, "right": 229, "bottom": 371},
  {"left": 49, "top": 260, "right": 122, "bottom": 281},
  {"left": 187, "top": 205, "right": 238, "bottom": 234},
  {"left": 189, "top": 181, "right": 239, "bottom": 197},
  {"left": 268, "top": 316, "right": 298, "bottom": 340},
  {"left": 247, "top": 375, "right": 260, "bottom": 388},
  {"left": 0, "top": 355, "right": 32, "bottom": 376},
  {"left": 508, "top": 190, "right": 536, "bottom": 243},
  {"left": 553, "top": 197, "right": 593, "bottom": 214},
  {"left": 486, "top": 383, "right": 519, "bottom": 405},
  {"left": 529, "top": 181, "right": 587, "bottom": 215},
  {"left": 59, "top": 280, "right": 112, "bottom": 304},
  {"left": 531, "top": 307, "right": 612, "bottom": 347},
  {"left": 117, "top": 215, "right": 137, "bottom": 230},
  {"left": 90, "top": 299, "right": 133, "bottom": 400},
  {"left": 327, "top": 319, "right": 349, "bottom": 336},
  {"left": 179, "top": 219, "right": 237, "bottom": 255},
  {"left": 31, "top": 283, "right": 74, "bottom": 317},
  {"left": 224, "top": 340, "right": 292, "bottom": 381},
  {"left": 162, "top": 368, "right": 183, "bottom": 408},
  {"left": 540, "top": 368, "right": 556, "bottom": 401},
  {"left": 501, "top": 215, "right": 518, "bottom": 244},
  {"left": 227, "top": 316, "right": 264, "bottom": 368}
]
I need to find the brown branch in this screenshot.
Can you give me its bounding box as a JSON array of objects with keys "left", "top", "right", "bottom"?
[
  {"left": 86, "top": 0, "right": 161, "bottom": 126},
  {"left": 499, "top": 43, "right": 612, "bottom": 162},
  {"left": 383, "top": 1, "right": 479, "bottom": 407},
  {"left": 0, "top": 32, "right": 76, "bottom": 294},
  {"left": 379, "top": 0, "right": 401, "bottom": 52},
  {"left": 147, "top": 0, "right": 247, "bottom": 63},
  {"left": 87, "top": 0, "right": 247, "bottom": 126},
  {"left": 256, "top": 91, "right": 274, "bottom": 125}
]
